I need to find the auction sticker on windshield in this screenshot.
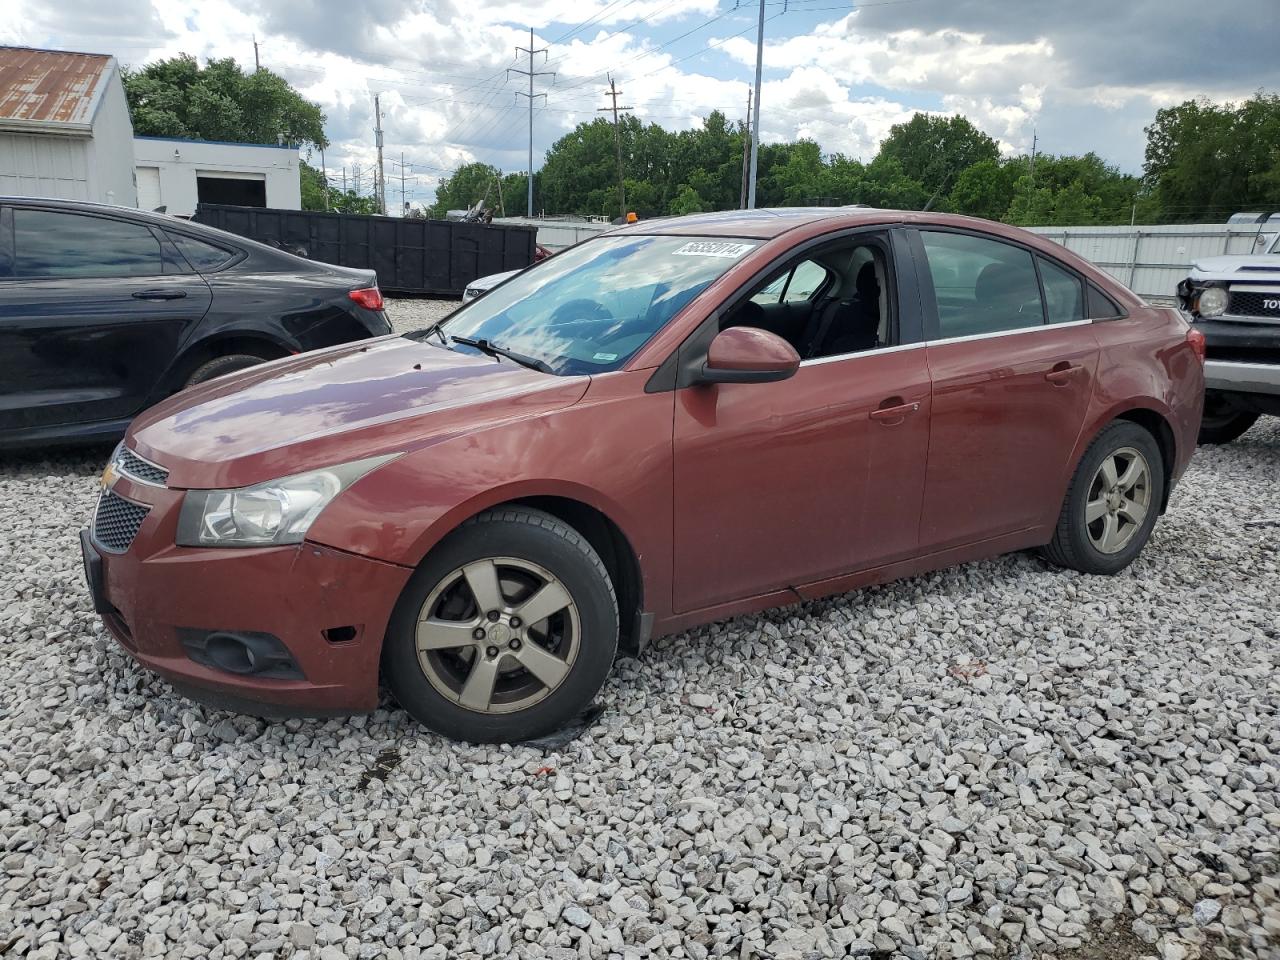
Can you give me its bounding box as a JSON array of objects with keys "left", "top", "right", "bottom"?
[{"left": 673, "top": 240, "right": 757, "bottom": 258}]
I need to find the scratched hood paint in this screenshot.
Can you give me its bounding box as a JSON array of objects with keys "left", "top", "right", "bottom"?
[{"left": 128, "top": 336, "right": 589, "bottom": 489}]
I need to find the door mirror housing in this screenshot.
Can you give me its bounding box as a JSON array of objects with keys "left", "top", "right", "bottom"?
[{"left": 699, "top": 326, "right": 800, "bottom": 385}]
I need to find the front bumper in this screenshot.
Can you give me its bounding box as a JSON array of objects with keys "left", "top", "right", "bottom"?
[
  {"left": 1203, "top": 360, "right": 1280, "bottom": 396},
  {"left": 83, "top": 473, "right": 412, "bottom": 715}
]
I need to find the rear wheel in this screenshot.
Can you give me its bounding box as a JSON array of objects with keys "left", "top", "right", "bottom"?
[
  {"left": 184, "top": 353, "right": 269, "bottom": 388},
  {"left": 1042, "top": 421, "right": 1164, "bottom": 575},
  {"left": 383, "top": 508, "right": 618, "bottom": 743},
  {"left": 1198, "top": 391, "right": 1259, "bottom": 444}
]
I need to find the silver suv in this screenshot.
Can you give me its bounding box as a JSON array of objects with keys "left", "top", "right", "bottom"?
[{"left": 1178, "top": 227, "right": 1280, "bottom": 443}]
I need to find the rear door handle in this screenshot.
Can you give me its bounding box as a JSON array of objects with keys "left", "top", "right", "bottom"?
[
  {"left": 132, "top": 289, "right": 187, "bottom": 301},
  {"left": 869, "top": 399, "right": 921, "bottom": 422},
  {"left": 1044, "top": 362, "right": 1082, "bottom": 384}
]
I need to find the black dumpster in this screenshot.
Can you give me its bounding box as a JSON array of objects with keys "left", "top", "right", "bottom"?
[{"left": 192, "top": 204, "right": 537, "bottom": 298}]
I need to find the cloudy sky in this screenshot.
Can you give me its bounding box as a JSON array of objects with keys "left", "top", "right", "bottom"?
[{"left": 4, "top": 0, "right": 1275, "bottom": 210}]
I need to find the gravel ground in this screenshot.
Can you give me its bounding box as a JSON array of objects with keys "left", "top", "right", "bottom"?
[{"left": 1, "top": 298, "right": 1277, "bottom": 960}]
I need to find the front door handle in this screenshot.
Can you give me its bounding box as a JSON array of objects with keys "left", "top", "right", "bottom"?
[
  {"left": 132, "top": 289, "right": 187, "bottom": 301},
  {"left": 869, "top": 399, "right": 921, "bottom": 423},
  {"left": 1044, "top": 362, "right": 1082, "bottom": 385}
]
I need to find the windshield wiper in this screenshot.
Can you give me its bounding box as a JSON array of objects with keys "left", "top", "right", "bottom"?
[
  {"left": 421, "top": 320, "right": 448, "bottom": 345},
  {"left": 449, "top": 335, "right": 555, "bottom": 374}
]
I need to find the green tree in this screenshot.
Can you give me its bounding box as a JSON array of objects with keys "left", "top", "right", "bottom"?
[
  {"left": 948, "top": 158, "right": 1017, "bottom": 220},
  {"left": 427, "top": 162, "right": 505, "bottom": 218},
  {"left": 124, "top": 54, "right": 327, "bottom": 147},
  {"left": 877, "top": 113, "right": 1000, "bottom": 210},
  {"left": 300, "top": 161, "right": 381, "bottom": 214}
]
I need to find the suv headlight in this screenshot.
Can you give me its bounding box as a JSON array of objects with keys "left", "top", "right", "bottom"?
[
  {"left": 1197, "top": 285, "right": 1228, "bottom": 318},
  {"left": 176, "top": 454, "right": 397, "bottom": 547}
]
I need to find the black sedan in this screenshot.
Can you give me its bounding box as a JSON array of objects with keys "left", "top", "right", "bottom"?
[{"left": 0, "top": 197, "right": 392, "bottom": 450}]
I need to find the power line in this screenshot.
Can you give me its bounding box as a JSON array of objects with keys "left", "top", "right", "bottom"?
[{"left": 552, "top": 0, "right": 639, "bottom": 43}]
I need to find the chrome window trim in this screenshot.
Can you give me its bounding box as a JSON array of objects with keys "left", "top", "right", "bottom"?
[
  {"left": 799, "top": 341, "right": 925, "bottom": 367},
  {"left": 925, "top": 317, "right": 1093, "bottom": 348}
]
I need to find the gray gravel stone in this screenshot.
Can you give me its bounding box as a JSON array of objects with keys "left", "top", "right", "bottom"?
[{"left": 0, "top": 302, "right": 1276, "bottom": 960}]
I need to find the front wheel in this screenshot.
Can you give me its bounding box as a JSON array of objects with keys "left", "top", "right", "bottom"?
[
  {"left": 1041, "top": 421, "right": 1165, "bottom": 575},
  {"left": 1198, "top": 392, "right": 1259, "bottom": 445},
  {"left": 383, "top": 508, "right": 618, "bottom": 743}
]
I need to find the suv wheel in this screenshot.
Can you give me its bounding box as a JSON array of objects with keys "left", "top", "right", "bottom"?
[
  {"left": 383, "top": 507, "right": 619, "bottom": 743},
  {"left": 1198, "top": 392, "right": 1259, "bottom": 444},
  {"left": 1042, "top": 421, "right": 1165, "bottom": 575},
  {"left": 184, "top": 353, "right": 269, "bottom": 388}
]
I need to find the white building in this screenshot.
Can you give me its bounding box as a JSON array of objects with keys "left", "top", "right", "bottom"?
[
  {"left": 133, "top": 136, "right": 301, "bottom": 217},
  {"left": 0, "top": 46, "right": 137, "bottom": 205}
]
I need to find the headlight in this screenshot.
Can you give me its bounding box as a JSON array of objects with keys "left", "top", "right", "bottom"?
[
  {"left": 176, "top": 454, "right": 397, "bottom": 547},
  {"left": 1197, "top": 286, "right": 1228, "bottom": 318}
]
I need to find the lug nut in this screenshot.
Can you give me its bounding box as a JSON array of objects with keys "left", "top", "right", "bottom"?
[
  {"left": 486, "top": 610, "right": 501, "bottom": 622},
  {"left": 509, "top": 616, "right": 522, "bottom": 628},
  {"left": 508, "top": 638, "right": 522, "bottom": 650},
  {"left": 486, "top": 646, "right": 499, "bottom": 658},
  {"left": 472, "top": 627, "right": 486, "bottom": 640}
]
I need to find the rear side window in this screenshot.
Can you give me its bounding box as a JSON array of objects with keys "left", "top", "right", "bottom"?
[
  {"left": 1087, "top": 282, "right": 1124, "bottom": 319},
  {"left": 169, "top": 232, "right": 235, "bottom": 272},
  {"left": 920, "top": 231, "right": 1044, "bottom": 338},
  {"left": 13, "top": 209, "right": 163, "bottom": 279},
  {"left": 1038, "top": 256, "right": 1084, "bottom": 324}
]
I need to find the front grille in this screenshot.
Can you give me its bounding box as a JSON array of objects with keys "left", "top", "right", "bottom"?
[
  {"left": 117, "top": 448, "right": 169, "bottom": 486},
  {"left": 94, "top": 491, "right": 149, "bottom": 553},
  {"left": 1228, "top": 291, "right": 1280, "bottom": 319}
]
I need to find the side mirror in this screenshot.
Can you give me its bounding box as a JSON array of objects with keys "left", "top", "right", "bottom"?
[{"left": 699, "top": 326, "right": 800, "bottom": 385}]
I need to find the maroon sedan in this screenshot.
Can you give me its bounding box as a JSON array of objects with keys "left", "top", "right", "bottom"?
[{"left": 82, "top": 209, "right": 1205, "bottom": 742}]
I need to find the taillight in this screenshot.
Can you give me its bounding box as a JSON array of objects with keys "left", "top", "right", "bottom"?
[
  {"left": 349, "top": 286, "right": 384, "bottom": 311},
  {"left": 1186, "top": 327, "right": 1206, "bottom": 364}
]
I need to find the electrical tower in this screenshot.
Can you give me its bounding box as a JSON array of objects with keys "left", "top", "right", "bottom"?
[
  {"left": 391, "top": 154, "right": 416, "bottom": 216},
  {"left": 598, "top": 75, "right": 633, "bottom": 221},
  {"left": 509, "top": 29, "right": 554, "bottom": 218}
]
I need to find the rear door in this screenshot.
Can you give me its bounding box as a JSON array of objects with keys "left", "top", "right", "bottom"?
[
  {"left": 0, "top": 205, "right": 212, "bottom": 433},
  {"left": 909, "top": 227, "right": 1100, "bottom": 550}
]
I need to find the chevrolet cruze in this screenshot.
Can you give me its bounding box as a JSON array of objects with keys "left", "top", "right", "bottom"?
[{"left": 82, "top": 208, "right": 1205, "bottom": 742}]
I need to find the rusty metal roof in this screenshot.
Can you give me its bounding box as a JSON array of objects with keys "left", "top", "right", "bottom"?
[{"left": 0, "top": 47, "right": 114, "bottom": 130}]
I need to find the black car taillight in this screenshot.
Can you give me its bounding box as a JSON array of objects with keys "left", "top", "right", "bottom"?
[{"left": 349, "top": 286, "right": 384, "bottom": 311}]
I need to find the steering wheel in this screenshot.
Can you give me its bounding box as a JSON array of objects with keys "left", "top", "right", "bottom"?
[{"left": 550, "top": 299, "right": 613, "bottom": 323}]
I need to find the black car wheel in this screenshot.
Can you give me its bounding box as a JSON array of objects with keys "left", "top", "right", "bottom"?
[
  {"left": 1197, "top": 392, "right": 1259, "bottom": 445},
  {"left": 184, "top": 354, "right": 269, "bottom": 388},
  {"left": 1041, "top": 421, "right": 1165, "bottom": 575},
  {"left": 383, "top": 507, "right": 619, "bottom": 743}
]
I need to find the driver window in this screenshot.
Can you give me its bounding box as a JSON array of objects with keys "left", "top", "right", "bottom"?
[{"left": 721, "top": 239, "right": 893, "bottom": 361}]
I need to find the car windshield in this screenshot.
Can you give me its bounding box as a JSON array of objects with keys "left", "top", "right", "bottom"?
[{"left": 417, "top": 234, "right": 760, "bottom": 375}]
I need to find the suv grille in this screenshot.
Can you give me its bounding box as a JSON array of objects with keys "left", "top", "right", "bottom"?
[
  {"left": 1228, "top": 291, "right": 1280, "bottom": 319},
  {"left": 94, "top": 491, "right": 149, "bottom": 553},
  {"left": 117, "top": 448, "right": 169, "bottom": 486}
]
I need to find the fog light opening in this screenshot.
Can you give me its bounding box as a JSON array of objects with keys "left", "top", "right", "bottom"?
[
  {"left": 205, "top": 633, "right": 257, "bottom": 674},
  {"left": 324, "top": 625, "right": 358, "bottom": 644}
]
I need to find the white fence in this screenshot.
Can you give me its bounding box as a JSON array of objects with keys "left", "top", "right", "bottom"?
[
  {"left": 503, "top": 214, "right": 1279, "bottom": 303},
  {"left": 1027, "top": 223, "right": 1277, "bottom": 303}
]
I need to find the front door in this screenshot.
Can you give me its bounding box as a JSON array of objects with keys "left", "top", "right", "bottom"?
[
  {"left": 0, "top": 205, "right": 212, "bottom": 433},
  {"left": 910, "top": 228, "right": 1100, "bottom": 550},
  {"left": 671, "top": 230, "right": 931, "bottom": 614}
]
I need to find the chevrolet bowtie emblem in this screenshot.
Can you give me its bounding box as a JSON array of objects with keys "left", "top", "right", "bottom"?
[{"left": 101, "top": 462, "right": 118, "bottom": 490}]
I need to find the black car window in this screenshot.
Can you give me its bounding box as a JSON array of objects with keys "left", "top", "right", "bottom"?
[
  {"left": 13, "top": 209, "right": 164, "bottom": 279},
  {"left": 920, "top": 231, "right": 1045, "bottom": 338},
  {"left": 1037, "top": 256, "right": 1084, "bottom": 324},
  {"left": 1087, "top": 281, "right": 1125, "bottom": 319},
  {"left": 169, "top": 232, "right": 235, "bottom": 272}
]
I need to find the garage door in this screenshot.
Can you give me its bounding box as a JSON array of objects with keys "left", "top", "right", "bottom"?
[{"left": 136, "top": 167, "right": 162, "bottom": 211}]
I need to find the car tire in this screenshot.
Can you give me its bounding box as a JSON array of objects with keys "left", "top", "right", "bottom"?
[
  {"left": 1041, "top": 421, "right": 1165, "bottom": 575},
  {"left": 1197, "top": 392, "right": 1259, "bottom": 445},
  {"left": 382, "top": 507, "right": 619, "bottom": 743},
  {"left": 184, "top": 354, "right": 269, "bottom": 388}
]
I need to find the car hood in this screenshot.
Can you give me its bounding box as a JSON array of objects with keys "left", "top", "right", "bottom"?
[
  {"left": 1189, "top": 254, "right": 1280, "bottom": 282},
  {"left": 128, "top": 336, "right": 590, "bottom": 489}
]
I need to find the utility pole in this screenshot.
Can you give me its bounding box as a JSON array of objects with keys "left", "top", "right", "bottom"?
[
  {"left": 373, "top": 94, "right": 387, "bottom": 216},
  {"left": 253, "top": 36, "right": 260, "bottom": 71},
  {"left": 509, "top": 29, "right": 554, "bottom": 218},
  {"left": 747, "top": 0, "right": 765, "bottom": 208},
  {"left": 598, "top": 74, "right": 633, "bottom": 220},
  {"left": 341, "top": 166, "right": 347, "bottom": 193},
  {"left": 320, "top": 147, "right": 330, "bottom": 211},
  {"left": 391, "top": 153, "right": 415, "bottom": 216},
  {"left": 739, "top": 86, "right": 752, "bottom": 209},
  {"left": 1028, "top": 128, "right": 1038, "bottom": 201}
]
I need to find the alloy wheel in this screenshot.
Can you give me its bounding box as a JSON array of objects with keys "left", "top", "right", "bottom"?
[
  {"left": 414, "top": 556, "right": 580, "bottom": 714},
  {"left": 1085, "top": 446, "right": 1152, "bottom": 554}
]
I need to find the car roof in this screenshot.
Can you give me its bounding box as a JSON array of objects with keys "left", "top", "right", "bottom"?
[
  {"left": 0, "top": 195, "right": 201, "bottom": 230},
  {"left": 606, "top": 206, "right": 1033, "bottom": 241}
]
